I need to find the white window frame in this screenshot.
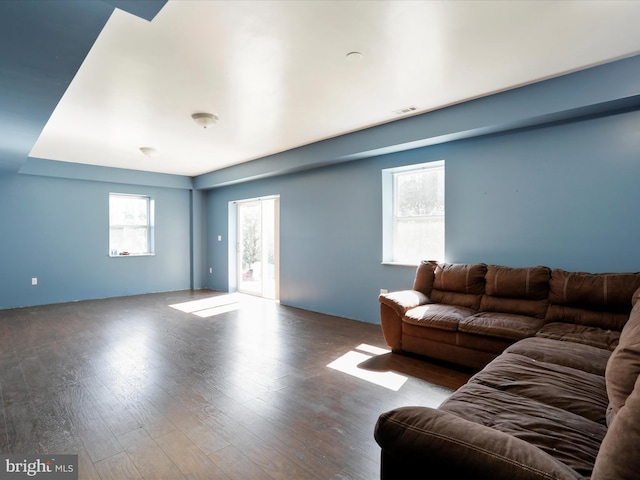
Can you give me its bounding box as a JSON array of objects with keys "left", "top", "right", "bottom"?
[
  {"left": 109, "top": 193, "right": 155, "bottom": 257},
  {"left": 382, "top": 160, "right": 445, "bottom": 265}
]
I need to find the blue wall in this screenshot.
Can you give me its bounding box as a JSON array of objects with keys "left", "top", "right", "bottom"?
[
  {"left": 0, "top": 172, "right": 194, "bottom": 309},
  {"left": 4, "top": 107, "right": 638, "bottom": 318},
  {"left": 446, "top": 111, "right": 640, "bottom": 269},
  {"left": 207, "top": 108, "right": 640, "bottom": 324}
]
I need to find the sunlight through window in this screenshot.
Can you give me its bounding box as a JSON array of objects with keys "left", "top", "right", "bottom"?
[
  {"left": 193, "top": 303, "right": 241, "bottom": 318},
  {"left": 169, "top": 293, "right": 245, "bottom": 317},
  {"left": 327, "top": 344, "right": 408, "bottom": 391},
  {"left": 105, "top": 331, "right": 153, "bottom": 388}
]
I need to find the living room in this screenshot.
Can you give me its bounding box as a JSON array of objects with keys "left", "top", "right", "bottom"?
[
  {"left": 4, "top": 60, "right": 640, "bottom": 320},
  {"left": 1, "top": 1, "right": 640, "bottom": 479}
]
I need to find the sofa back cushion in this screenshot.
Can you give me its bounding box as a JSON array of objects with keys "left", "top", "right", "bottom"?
[
  {"left": 480, "top": 265, "right": 550, "bottom": 319},
  {"left": 430, "top": 263, "right": 487, "bottom": 310},
  {"left": 605, "top": 295, "right": 640, "bottom": 424},
  {"left": 546, "top": 270, "right": 640, "bottom": 330},
  {"left": 412, "top": 260, "right": 438, "bottom": 296}
]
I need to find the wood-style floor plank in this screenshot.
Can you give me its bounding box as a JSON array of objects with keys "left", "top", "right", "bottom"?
[
  {"left": 93, "top": 451, "right": 143, "bottom": 480},
  {"left": 59, "top": 384, "right": 124, "bottom": 463},
  {"left": 0, "top": 290, "right": 472, "bottom": 479},
  {"left": 154, "top": 429, "right": 230, "bottom": 480},
  {"left": 208, "top": 445, "right": 274, "bottom": 480},
  {"left": 117, "top": 427, "right": 186, "bottom": 480}
]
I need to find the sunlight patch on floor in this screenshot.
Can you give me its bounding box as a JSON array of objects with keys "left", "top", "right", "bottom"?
[
  {"left": 192, "top": 303, "right": 242, "bottom": 317},
  {"left": 327, "top": 344, "right": 408, "bottom": 391},
  {"left": 354, "top": 343, "right": 390, "bottom": 355},
  {"left": 169, "top": 293, "right": 246, "bottom": 317}
]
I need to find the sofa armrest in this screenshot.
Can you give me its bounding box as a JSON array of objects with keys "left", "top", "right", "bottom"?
[
  {"left": 378, "top": 290, "right": 429, "bottom": 351},
  {"left": 374, "top": 407, "right": 581, "bottom": 480},
  {"left": 379, "top": 290, "right": 429, "bottom": 317}
]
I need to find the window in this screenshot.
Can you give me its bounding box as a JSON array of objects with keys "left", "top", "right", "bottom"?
[
  {"left": 382, "top": 161, "right": 444, "bottom": 264},
  {"left": 109, "top": 193, "right": 154, "bottom": 256}
]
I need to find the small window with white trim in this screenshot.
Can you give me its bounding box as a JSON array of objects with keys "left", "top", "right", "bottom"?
[
  {"left": 109, "top": 193, "right": 154, "bottom": 256},
  {"left": 382, "top": 160, "right": 444, "bottom": 264}
]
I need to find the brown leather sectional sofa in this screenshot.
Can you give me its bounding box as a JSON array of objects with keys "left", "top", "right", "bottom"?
[
  {"left": 378, "top": 261, "right": 637, "bottom": 369},
  {"left": 375, "top": 261, "right": 640, "bottom": 479}
]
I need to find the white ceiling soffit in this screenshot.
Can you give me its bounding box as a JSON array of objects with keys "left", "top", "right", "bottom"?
[{"left": 30, "top": 0, "right": 640, "bottom": 177}]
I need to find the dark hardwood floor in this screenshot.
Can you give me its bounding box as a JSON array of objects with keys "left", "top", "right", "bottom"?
[{"left": 0, "top": 290, "right": 472, "bottom": 479}]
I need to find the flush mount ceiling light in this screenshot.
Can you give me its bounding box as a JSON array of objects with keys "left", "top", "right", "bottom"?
[
  {"left": 191, "top": 112, "right": 219, "bottom": 128},
  {"left": 345, "top": 51, "right": 364, "bottom": 62},
  {"left": 139, "top": 147, "right": 158, "bottom": 158},
  {"left": 393, "top": 105, "right": 419, "bottom": 116}
]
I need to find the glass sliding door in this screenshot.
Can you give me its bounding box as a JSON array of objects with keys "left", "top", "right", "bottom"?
[{"left": 237, "top": 197, "right": 279, "bottom": 299}]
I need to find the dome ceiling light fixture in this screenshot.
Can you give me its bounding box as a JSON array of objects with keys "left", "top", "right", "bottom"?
[
  {"left": 139, "top": 146, "right": 158, "bottom": 157},
  {"left": 191, "top": 112, "right": 219, "bottom": 129},
  {"left": 392, "top": 105, "right": 419, "bottom": 116},
  {"left": 345, "top": 51, "right": 364, "bottom": 62}
]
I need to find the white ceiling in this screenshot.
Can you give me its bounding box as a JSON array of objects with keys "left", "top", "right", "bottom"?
[{"left": 29, "top": 0, "right": 640, "bottom": 177}]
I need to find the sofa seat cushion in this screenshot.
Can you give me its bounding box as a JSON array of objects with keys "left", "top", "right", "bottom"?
[
  {"left": 440, "top": 382, "right": 607, "bottom": 477},
  {"left": 505, "top": 337, "right": 611, "bottom": 376},
  {"left": 403, "top": 304, "right": 475, "bottom": 331},
  {"left": 468, "top": 353, "right": 608, "bottom": 424},
  {"left": 536, "top": 322, "right": 620, "bottom": 350},
  {"left": 459, "top": 312, "right": 545, "bottom": 341},
  {"left": 456, "top": 332, "right": 514, "bottom": 355},
  {"left": 480, "top": 295, "right": 549, "bottom": 320},
  {"left": 401, "top": 323, "right": 459, "bottom": 345}
]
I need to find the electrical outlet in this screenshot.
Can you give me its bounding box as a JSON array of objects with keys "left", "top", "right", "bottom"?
[
  {"left": 32, "top": 277, "right": 38, "bottom": 286},
  {"left": 209, "top": 267, "right": 213, "bottom": 274},
  {"left": 380, "top": 288, "right": 388, "bottom": 294}
]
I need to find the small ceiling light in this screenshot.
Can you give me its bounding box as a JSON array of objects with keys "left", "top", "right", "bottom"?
[
  {"left": 346, "top": 51, "right": 364, "bottom": 62},
  {"left": 393, "top": 105, "right": 419, "bottom": 116},
  {"left": 191, "top": 112, "right": 219, "bottom": 128},
  {"left": 139, "top": 147, "right": 158, "bottom": 158}
]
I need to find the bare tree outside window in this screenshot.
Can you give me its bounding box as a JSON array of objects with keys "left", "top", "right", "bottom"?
[
  {"left": 109, "top": 193, "right": 154, "bottom": 255},
  {"left": 241, "top": 204, "right": 261, "bottom": 277},
  {"left": 384, "top": 161, "right": 444, "bottom": 264}
]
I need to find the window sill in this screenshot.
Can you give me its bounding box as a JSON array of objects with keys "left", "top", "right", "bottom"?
[
  {"left": 381, "top": 261, "right": 419, "bottom": 267},
  {"left": 109, "top": 253, "right": 155, "bottom": 258}
]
